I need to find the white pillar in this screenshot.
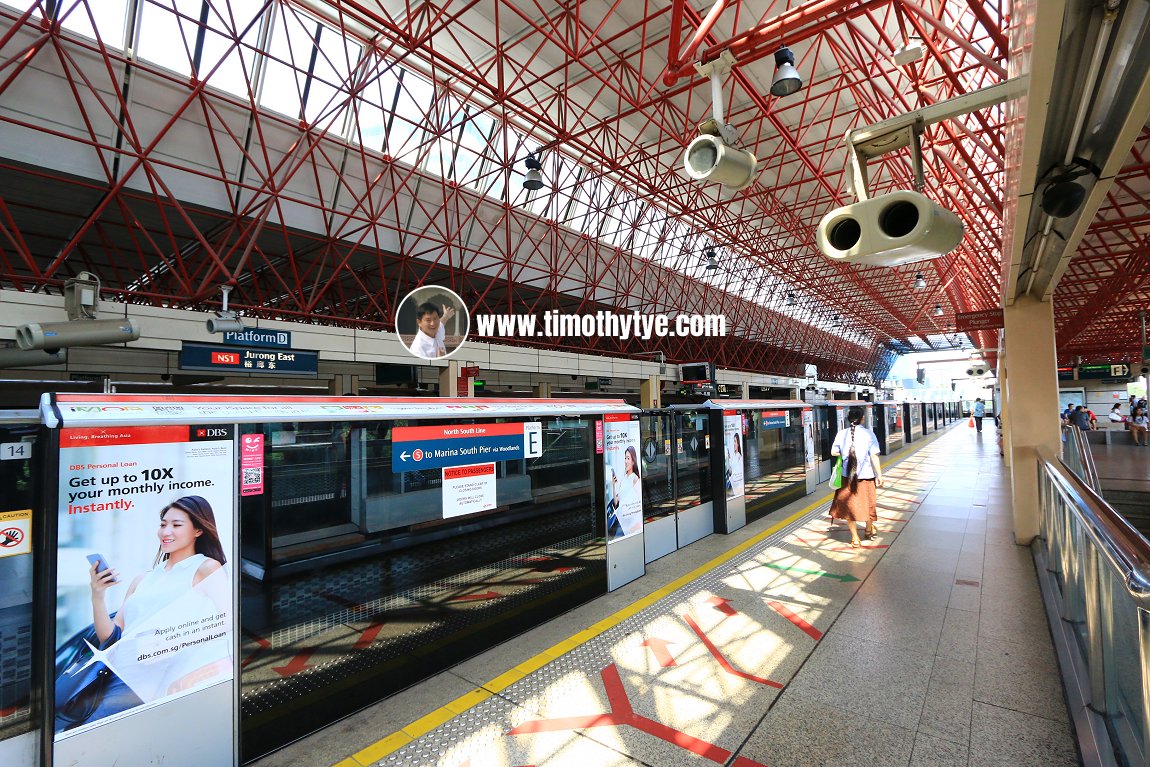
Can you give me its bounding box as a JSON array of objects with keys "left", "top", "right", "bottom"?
[{"left": 1003, "top": 295, "right": 1062, "bottom": 543}]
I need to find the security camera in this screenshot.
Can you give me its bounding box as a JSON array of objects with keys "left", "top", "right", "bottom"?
[
  {"left": 0, "top": 347, "right": 67, "bottom": 369},
  {"left": 16, "top": 319, "right": 140, "bottom": 350},
  {"left": 206, "top": 311, "right": 244, "bottom": 334},
  {"left": 816, "top": 190, "right": 964, "bottom": 266},
  {"left": 682, "top": 134, "right": 757, "bottom": 190}
]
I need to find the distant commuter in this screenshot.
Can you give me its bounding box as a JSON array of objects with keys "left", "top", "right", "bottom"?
[
  {"left": 829, "top": 406, "right": 884, "bottom": 548},
  {"left": 972, "top": 398, "right": 986, "bottom": 433},
  {"left": 1070, "top": 405, "right": 1092, "bottom": 431},
  {"left": 1131, "top": 406, "right": 1149, "bottom": 446},
  {"left": 1108, "top": 404, "right": 1126, "bottom": 424}
]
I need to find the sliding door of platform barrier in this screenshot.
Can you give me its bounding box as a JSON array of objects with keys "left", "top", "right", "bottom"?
[
  {"left": 603, "top": 414, "right": 644, "bottom": 590},
  {"left": 0, "top": 415, "right": 39, "bottom": 767}
]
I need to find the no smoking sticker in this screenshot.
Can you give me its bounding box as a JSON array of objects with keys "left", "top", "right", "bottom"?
[{"left": 0, "top": 509, "right": 31, "bottom": 557}]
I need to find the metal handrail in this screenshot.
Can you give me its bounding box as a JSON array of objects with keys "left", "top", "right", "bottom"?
[
  {"left": 1040, "top": 446, "right": 1150, "bottom": 599},
  {"left": 1061, "top": 424, "right": 1102, "bottom": 494},
  {"left": 1036, "top": 445, "right": 1150, "bottom": 767}
]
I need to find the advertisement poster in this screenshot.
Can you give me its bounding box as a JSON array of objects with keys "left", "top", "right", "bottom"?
[
  {"left": 603, "top": 416, "right": 643, "bottom": 541},
  {"left": 442, "top": 464, "right": 497, "bottom": 518},
  {"left": 802, "top": 409, "right": 816, "bottom": 470},
  {"left": 724, "top": 412, "right": 744, "bottom": 500},
  {"left": 240, "top": 432, "right": 264, "bottom": 496},
  {"left": 53, "top": 425, "right": 235, "bottom": 739}
]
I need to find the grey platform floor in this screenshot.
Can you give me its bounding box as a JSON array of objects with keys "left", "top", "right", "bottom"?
[{"left": 253, "top": 422, "right": 1079, "bottom": 767}]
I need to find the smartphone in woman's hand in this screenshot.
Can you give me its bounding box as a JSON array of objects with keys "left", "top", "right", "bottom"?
[{"left": 86, "top": 553, "right": 117, "bottom": 582}]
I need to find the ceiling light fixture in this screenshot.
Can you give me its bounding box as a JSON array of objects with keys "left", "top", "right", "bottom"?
[
  {"left": 703, "top": 247, "right": 719, "bottom": 270},
  {"left": 914, "top": 272, "right": 927, "bottom": 289},
  {"left": 770, "top": 46, "right": 803, "bottom": 97},
  {"left": 891, "top": 37, "right": 926, "bottom": 67},
  {"left": 786, "top": 291, "right": 796, "bottom": 306},
  {"left": 523, "top": 154, "right": 544, "bottom": 190},
  {"left": 934, "top": 304, "right": 944, "bottom": 316}
]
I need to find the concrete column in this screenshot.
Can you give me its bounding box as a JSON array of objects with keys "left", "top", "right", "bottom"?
[
  {"left": 640, "top": 376, "right": 661, "bottom": 408},
  {"left": 329, "top": 373, "right": 359, "bottom": 396},
  {"left": 1003, "top": 295, "right": 1062, "bottom": 543},
  {"left": 534, "top": 382, "right": 552, "bottom": 398},
  {"left": 741, "top": 382, "right": 750, "bottom": 399},
  {"left": 438, "top": 361, "right": 462, "bottom": 397}
]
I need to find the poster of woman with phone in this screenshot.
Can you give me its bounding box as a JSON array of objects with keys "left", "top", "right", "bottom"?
[
  {"left": 54, "top": 429, "right": 235, "bottom": 740},
  {"left": 603, "top": 420, "right": 643, "bottom": 540},
  {"left": 723, "top": 414, "right": 744, "bottom": 500},
  {"left": 56, "top": 496, "right": 232, "bottom": 733}
]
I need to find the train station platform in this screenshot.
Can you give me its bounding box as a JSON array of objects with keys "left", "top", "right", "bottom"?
[{"left": 252, "top": 423, "right": 1079, "bottom": 767}]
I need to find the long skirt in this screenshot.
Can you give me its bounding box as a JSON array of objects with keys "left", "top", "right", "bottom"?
[{"left": 830, "top": 478, "right": 877, "bottom": 523}]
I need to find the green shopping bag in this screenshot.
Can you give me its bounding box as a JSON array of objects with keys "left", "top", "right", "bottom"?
[{"left": 828, "top": 456, "right": 843, "bottom": 490}]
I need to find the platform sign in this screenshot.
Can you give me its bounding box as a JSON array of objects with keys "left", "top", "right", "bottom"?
[
  {"left": 391, "top": 422, "right": 538, "bottom": 471},
  {"left": 53, "top": 424, "right": 235, "bottom": 744},
  {"left": 221, "top": 328, "right": 291, "bottom": 348},
  {"left": 179, "top": 342, "right": 318, "bottom": 377},
  {"left": 760, "top": 410, "right": 789, "bottom": 429},
  {"left": 1078, "top": 363, "right": 1124, "bottom": 380}
]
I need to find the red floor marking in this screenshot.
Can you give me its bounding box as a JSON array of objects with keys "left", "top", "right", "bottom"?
[
  {"left": 641, "top": 637, "right": 678, "bottom": 667},
  {"left": 507, "top": 664, "right": 769, "bottom": 766},
  {"left": 683, "top": 615, "right": 783, "bottom": 688},
  {"left": 706, "top": 596, "right": 737, "bottom": 616},
  {"left": 449, "top": 590, "right": 501, "bottom": 602},
  {"left": 241, "top": 629, "right": 272, "bottom": 669},
  {"left": 272, "top": 649, "right": 316, "bottom": 677},
  {"left": 766, "top": 600, "right": 822, "bottom": 641},
  {"left": 353, "top": 620, "right": 386, "bottom": 650}
]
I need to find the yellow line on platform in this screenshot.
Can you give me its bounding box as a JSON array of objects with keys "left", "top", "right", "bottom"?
[{"left": 339, "top": 421, "right": 955, "bottom": 765}]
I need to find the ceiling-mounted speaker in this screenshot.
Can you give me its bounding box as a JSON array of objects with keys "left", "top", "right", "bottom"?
[
  {"left": 1040, "top": 179, "right": 1086, "bottom": 218},
  {"left": 816, "top": 190, "right": 964, "bottom": 267},
  {"left": 682, "top": 134, "right": 757, "bottom": 190},
  {"left": 966, "top": 365, "right": 987, "bottom": 377}
]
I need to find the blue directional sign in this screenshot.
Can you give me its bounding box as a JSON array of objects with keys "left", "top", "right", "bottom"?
[{"left": 392, "top": 422, "right": 542, "bottom": 472}]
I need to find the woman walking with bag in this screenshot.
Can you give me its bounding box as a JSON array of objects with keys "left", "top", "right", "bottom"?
[{"left": 830, "top": 406, "right": 885, "bottom": 548}]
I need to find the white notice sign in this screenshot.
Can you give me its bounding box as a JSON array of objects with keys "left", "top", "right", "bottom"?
[{"left": 442, "top": 463, "right": 497, "bottom": 518}]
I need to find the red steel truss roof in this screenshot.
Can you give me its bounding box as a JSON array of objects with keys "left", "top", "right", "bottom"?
[{"left": 0, "top": 1, "right": 1143, "bottom": 382}]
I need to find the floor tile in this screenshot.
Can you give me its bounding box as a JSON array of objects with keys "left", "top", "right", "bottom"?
[
  {"left": 973, "top": 635, "right": 1066, "bottom": 722},
  {"left": 969, "top": 702, "right": 1080, "bottom": 767},
  {"left": 738, "top": 695, "right": 917, "bottom": 767}
]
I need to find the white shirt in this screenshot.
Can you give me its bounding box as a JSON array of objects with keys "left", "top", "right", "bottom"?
[
  {"left": 409, "top": 329, "right": 445, "bottom": 358},
  {"left": 831, "top": 424, "right": 880, "bottom": 480}
]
